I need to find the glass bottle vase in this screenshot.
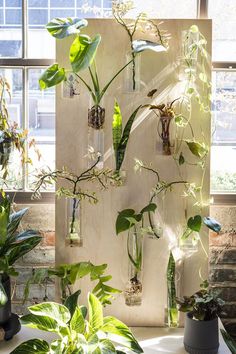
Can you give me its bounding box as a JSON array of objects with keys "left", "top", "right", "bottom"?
[
  {"left": 123, "top": 52, "right": 141, "bottom": 93},
  {"left": 148, "top": 193, "right": 165, "bottom": 239},
  {"left": 156, "top": 115, "right": 175, "bottom": 156},
  {"left": 65, "top": 198, "right": 82, "bottom": 247},
  {"left": 87, "top": 103, "right": 105, "bottom": 170},
  {"left": 124, "top": 227, "right": 143, "bottom": 306}
]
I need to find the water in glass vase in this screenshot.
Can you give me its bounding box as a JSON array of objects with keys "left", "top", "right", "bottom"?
[
  {"left": 124, "top": 228, "right": 143, "bottom": 306},
  {"left": 65, "top": 198, "right": 82, "bottom": 247}
]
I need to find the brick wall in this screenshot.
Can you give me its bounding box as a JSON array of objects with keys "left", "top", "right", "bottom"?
[
  {"left": 210, "top": 205, "right": 236, "bottom": 338},
  {"left": 12, "top": 203, "right": 55, "bottom": 315}
]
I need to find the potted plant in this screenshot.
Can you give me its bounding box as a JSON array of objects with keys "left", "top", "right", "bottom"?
[
  {"left": 112, "top": 100, "right": 141, "bottom": 182},
  {"left": 0, "top": 77, "right": 28, "bottom": 177},
  {"left": 177, "top": 284, "right": 224, "bottom": 354},
  {"left": 0, "top": 193, "right": 41, "bottom": 339},
  {"left": 10, "top": 293, "right": 143, "bottom": 354},
  {"left": 115, "top": 203, "right": 157, "bottom": 306}
]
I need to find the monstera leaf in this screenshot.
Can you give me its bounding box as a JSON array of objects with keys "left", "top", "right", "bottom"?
[
  {"left": 39, "top": 64, "right": 65, "bottom": 89},
  {"left": 46, "top": 17, "right": 88, "bottom": 39},
  {"left": 132, "top": 39, "right": 167, "bottom": 53},
  {"left": 70, "top": 34, "right": 101, "bottom": 72}
]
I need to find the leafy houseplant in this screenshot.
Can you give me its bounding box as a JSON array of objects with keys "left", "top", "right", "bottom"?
[
  {"left": 10, "top": 293, "right": 143, "bottom": 354},
  {"left": 177, "top": 285, "right": 224, "bottom": 354},
  {"left": 33, "top": 156, "right": 117, "bottom": 247},
  {"left": 0, "top": 77, "right": 28, "bottom": 178},
  {"left": 24, "top": 261, "right": 121, "bottom": 307},
  {"left": 116, "top": 203, "right": 157, "bottom": 306},
  {"left": 112, "top": 101, "right": 141, "bottom": 179},
  {"left": 0, "top": 194, "right": 41, "bottom": 329}
]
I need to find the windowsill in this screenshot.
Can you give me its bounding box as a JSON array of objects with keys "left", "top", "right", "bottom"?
[{"left": 5, "top": 191, "right": 55, "bottom": 204}]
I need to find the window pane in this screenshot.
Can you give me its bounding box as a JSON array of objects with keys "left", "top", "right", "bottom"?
[
  {"left": 27, "top": 68, "right": 55, "bottom": 189},
  {"left": 51, "top": 0, "right": 75, "bottom": 7},
  {"left": 208, "top": 0, "right": 236, "bottom": 61},
  {"left": 211, "top": 71, "right": 236, "bottom": 193},
  {"left": 117, "top": 0, "right": 197, "bottom": 18},
  {"left": 29, "top": 0, "right": 48, "bottom": 6},
  {"left": 0, "top": 69, "right": 23, "bottom": 190},
  {"left": 0, "top": 6, "right": 22, "bottom": 58}
]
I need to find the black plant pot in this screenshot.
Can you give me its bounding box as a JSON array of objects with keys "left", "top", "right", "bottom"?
[
  {"left": 0, "top": 274, "right": 11, "bottom": 325},
  {"left": 184, "top": 313, "right": 219, "bottom": 354}
]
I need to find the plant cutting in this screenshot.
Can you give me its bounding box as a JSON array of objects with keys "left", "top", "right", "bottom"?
[
  {"left": 166, "top": 251, "right": 179, "bottom": 328},
  {"left": 0, "top": 77, "right": 29, "bottom": 179},
  {"left": 39, "top": 17, "right": 137, "bottom": 166},
  {"left": 177, "top": 283, "right": 224, "bottom": 354},
  {"left": 0, "top": 193, "right": 41, "bottom": 339},
  {"left": 10, "top": 293, "right": 143, "bottom": 354},
  {"left": 112, "top": 100, "right": 141, "bottom": 180},
  {"left": 24, "top": 261, "right": 121, "bottom": 306},
  {"left": 112, "top": 0, "right": 169, "bottom": 91},
  {"left": 116, "top": 202, "right": 157, "bottom": 306},
  {"left": 32, "top": 156, "right": 117, "bottom": 247}
]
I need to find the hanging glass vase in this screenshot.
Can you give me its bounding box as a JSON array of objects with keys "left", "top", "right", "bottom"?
[
  {"left": 179, "top": 28, "right": 200, "bottom": 82},
  {"left": 124, "top": 226, "right": 143, "bottom": 306},
  {"left": 123, "top": 52, "right": 141, "bottom": 93},
  {"left": 111, "top": 149, "right": 127, "bottom": 187},
  {"left": 156, "top": 114, "right": 176, "bottom": 156},
  {"left": 62, "top": 72, "right": 79, "bottom": 99},
  {"left": 88, "top": 102, "right": 105, "bottom": 170},
  {"left": 165, "top": 251, "right": 180, "bottom": 328},
  {"left": 148, "top": 193, "right": 165, "bottom": 239},
  {"left": 0, "top": 141, "right": 13, "bottom": 167},
  {"left": 65, "top": 198, "right": 82, "bottom": 247},
  {"left": 179, "top": 225, "right": 199, "bottom": 255}
]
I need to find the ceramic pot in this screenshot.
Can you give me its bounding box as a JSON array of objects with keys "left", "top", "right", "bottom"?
[
  {"left": 0, "top": 274, "right": 11, "bottom": 325},
  {"left": 184, "top": 313, "right": 219, "bottom": 354}
]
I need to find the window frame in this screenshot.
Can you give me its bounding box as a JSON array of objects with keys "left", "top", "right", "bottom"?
[{"left": 1, "top": 0, "right": 235, "bottom": 202}]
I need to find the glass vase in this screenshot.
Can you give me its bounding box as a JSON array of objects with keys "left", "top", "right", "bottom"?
[
  {"left": 0, "top": 142, "right": 13, "bottom": 167},
  {"left": 111, "top": 149, "right": 127, "bottom": 187},
  {"left": 166, "top": 252, "right": 180, "bottom": 328},
  {"left": 179, "top": 227, "right": 199, "bottom": 255},
  {"left": 124, "top": 227, "right": 143, "bottom": 306},
  {"left": 123, "top": 52, "right": 141, "bottom": 93},
  {"left": 65, "top": 198, "right": 82, "bottom": 247},
  {"left": 87, "top": 103, "right": 105, "bottom": 170},
  {"left": 148, "top": 193, "right": 165, "bottom": 239},
  {"left": 156, "top": 115, "right": 175, "bottom": 156},
  {"left": 62, "top": 72, "right": 79, "bottom": 98}
]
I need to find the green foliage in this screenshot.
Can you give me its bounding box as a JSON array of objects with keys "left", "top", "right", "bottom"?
[
  {"left": 181, "top": 215, "right": 221, "bottom": 243},
  {"left": 39, "top": 63, "right": 65, "bottom": 89},
  {"left": 0, "top": 195, "right": 41, "bottom": 306},
  {"left": 46, "top": 17, "right": 88, "bottom": 39},
  {"left": 116, "top": 203, "right": 157, "bottom": 235},
  {"left": 24, "top": 261, "right": 121, "bottom": 307},
  {"left": 184, "top": 140, "right": 209, "bottom": 159},
  {"left": 221, "top": 329, "right": 236, "bottom": 353},
  {"left": 70, "top": 34, "right": 101, "bottom": 73},
  {"left": 177, "top": 287, "right": 224, "bottom": 321},
  {"left": 112, "top": 102, "right": 141, "bottom": 173},
  {"left": 167, "top": 251, "right": 178, "bottom": 327},
  {"left": 187, "top": 215, "right": 202, "bottom": 232},
  {"left": 10, "top": 293, "right": 143, "bottom": 354}
]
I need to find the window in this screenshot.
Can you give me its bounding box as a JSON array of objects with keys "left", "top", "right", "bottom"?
[{"left": 0, "top": 0, "right": 112, "bottom": 193}]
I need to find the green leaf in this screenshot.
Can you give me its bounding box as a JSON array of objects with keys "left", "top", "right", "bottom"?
[
  {"left": 115, "top": 105, "right": 141, "bottom": 172},
  {"left": 187, "top": 215, "right": 202, "bottom": 232},
  {"left": 0, "top": 205, "right": 9, "bottom": 246},
  {"left": 102, "top": 316, "right": 143, "bottom": 353},
  {"left": 39, "top": 64, "right": 65, "bottom": 89},
  {"left": 10, "top": 339, "right": 50, "bottom": 354},
  {"left": 199, "top": 72, "right": 208, "bottom": 83},
  {"left": 97, "top": 339, "right": 116, "bottom": 354},
  {"left": 132, "top": 39, "right": 167, "bottom": 53},
  {"left": 185, "top": 140, "right": 208, "bottom": 158},
  {"left": 116, "top": 209, "right": 136, "bottom": 235},
  {"left": 70, "top": 306, "right": 85, "bottom": 333},
  {"left": 190, "top": 25, "right": 199, "bottom": 33},
  {"left": 175, "top": 115, "right": 186, "bottom": 127},
  {"left": 167, "top": 251, "right": 178, "bottom": 322},
  {"left": 20, "top": 314, "right": 59, "bottom": 333},
  {"left": 7, "top": 208, "right": 28, "bottom": 238},
  {"left": 88, "top": 293, "right": 103, "bottom": 331},
  {"left": 70, "top": 34, "right": 101, "bottom": 72},
  {"left": 221, "top": 329, "right": 236, "bottom": 353},
  {"left": 112, "top": 100, "right": 122, "bottom": 153},
  {"left": 203, "top": 217, "right": 221, "bottom": 233},
  {"left": 46, "top": 17, "right": 88, "bottom": 39},
  {"left": 0, "top": 281, "right": 8, "bottom": 306},
  {"left": 64, "top": 290, "right": 81, "bottom": 317},
  {"left": 28, "top": 302, "right": 71, "bottom": 327},
  {"left": 140, "top": 203, "right": 157, "bottom": 214}
]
